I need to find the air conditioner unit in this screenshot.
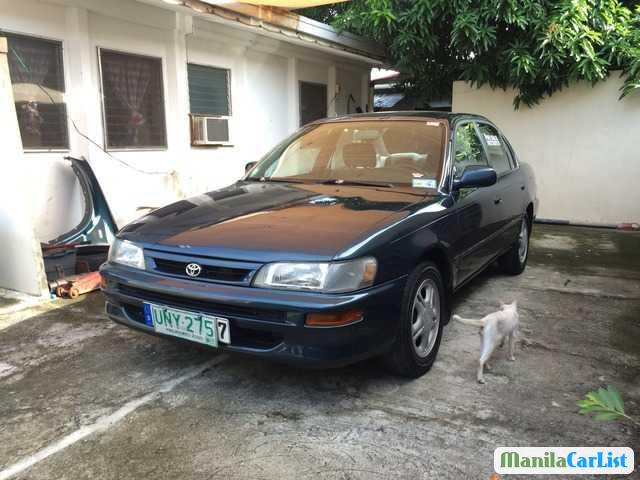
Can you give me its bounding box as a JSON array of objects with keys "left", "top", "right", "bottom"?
[{"left": 190, "top": 115, "right": 232, "bottom": 146}]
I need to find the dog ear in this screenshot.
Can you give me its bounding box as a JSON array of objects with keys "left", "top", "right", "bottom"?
[
  {"left": 512, "top": 300, "right": 518, "bottom": 309},
  {"left": 499, "top": 302, "right": 506, "bottom": 310}
]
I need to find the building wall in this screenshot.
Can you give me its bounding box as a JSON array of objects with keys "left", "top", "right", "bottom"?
[
  {"left": 453, "top": 77, "right": 640, "bottom": 225},
  {"left": 335, "top": 66, "right": 365, "bottom": 115},
  {"left": 0, "top": 37, "right": 48, "bottom": 296},
  {"left": 1, "top": 0, "right": 372, "bottom": 241}
]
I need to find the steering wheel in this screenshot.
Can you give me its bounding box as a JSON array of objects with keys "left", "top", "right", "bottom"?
[{"left": 390, "top": 159, "right": 425, "bottom": 175}]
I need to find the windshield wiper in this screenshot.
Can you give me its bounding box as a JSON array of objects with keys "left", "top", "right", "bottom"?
[
  {"left": 320, "top": 179, "right": 393, "bottom": 188},
  {"left": 257, "top": 177, "right": 307, "bottom": 184}
]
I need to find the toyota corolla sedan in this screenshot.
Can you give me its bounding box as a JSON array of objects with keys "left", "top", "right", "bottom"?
[{"left": 101, "top": 112, "right": 537, "bottom": 378}]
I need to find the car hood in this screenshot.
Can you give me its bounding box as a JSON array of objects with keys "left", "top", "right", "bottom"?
[{"left": 119, "top": 181, "right": 436, "bottom": 262}]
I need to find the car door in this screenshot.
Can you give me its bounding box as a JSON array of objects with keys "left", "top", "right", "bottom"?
[
  {"left": 450, "top": 121, "right": 504, "bottom": 284},
  {"left": 475, "top": 122, "right": 523, "bottom": 252}
]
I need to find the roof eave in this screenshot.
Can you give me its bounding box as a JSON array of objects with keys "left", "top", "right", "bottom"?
[{"left": 144, "top": 0, "right": 387, "bottom": 65}]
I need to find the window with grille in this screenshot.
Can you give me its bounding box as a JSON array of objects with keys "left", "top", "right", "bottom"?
[
  {"left": 187, "top": 63, "right": 230, "bottom": 116},
  {"left": 99, "top": 49, "right": 166, "bottom": 149},
  {"left": 6, "top": 33, "right": 68, "bottom": 150}
]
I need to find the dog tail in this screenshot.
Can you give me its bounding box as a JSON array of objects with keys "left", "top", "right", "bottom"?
[{"left": 452, "top": 314, "right": 485, "bottom": 328}]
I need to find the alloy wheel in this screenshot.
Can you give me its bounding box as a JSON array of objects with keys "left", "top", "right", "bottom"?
[
  {"left": 411, "top": 279, "right": 441, "bottom": 358},
  {"left": 518, "top": 219, "right": 529, "bottom": 264}
]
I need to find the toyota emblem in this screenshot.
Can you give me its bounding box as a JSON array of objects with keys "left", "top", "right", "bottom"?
[{"left": 185, "top": 263, "right": 202, "bottom": 277}]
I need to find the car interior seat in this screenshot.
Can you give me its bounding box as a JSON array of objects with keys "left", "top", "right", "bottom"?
[{"left": 343, "top": 143, "right": 377, "bottom": 169}]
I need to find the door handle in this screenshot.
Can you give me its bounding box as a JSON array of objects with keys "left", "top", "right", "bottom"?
[{"left": 494, "top": 197, "right": 502, "bottom": 205}]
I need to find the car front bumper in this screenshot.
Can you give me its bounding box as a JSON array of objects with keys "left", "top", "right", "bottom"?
[{"left": 100, "top": 263, "right": 406, "bottom": 368}]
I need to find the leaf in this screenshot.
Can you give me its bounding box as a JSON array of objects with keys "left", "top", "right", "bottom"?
[
  {"left": 576, "top": 385, "right": 629, "bottom": 423},
  {"left": 595, "top": 412, "right": 620, "bottom": 421},
  {"left": 597, "top": 386, "right": 625, "bottom": 414},
  {"left": 607, "top": 385, "right": 625, "bottom": 412}
]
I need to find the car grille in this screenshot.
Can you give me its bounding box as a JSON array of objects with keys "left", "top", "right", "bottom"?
[
  {"left": 153, "top": 258, "right": 250, "bottom": 283},
  {"left": 144, "top": 249, "right": 260, "bottom": 285},
  {"left": 117, "top": 284, "right": 289, "bottom": 324}
]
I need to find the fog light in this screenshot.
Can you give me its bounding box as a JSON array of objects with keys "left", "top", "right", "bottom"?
[{"left": 305, "top": 309, "right": 364, "bottom": 327}]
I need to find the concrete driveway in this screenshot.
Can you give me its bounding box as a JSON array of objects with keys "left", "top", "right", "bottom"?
[{"left": 1, "top": 224, "right": 638, "bottom": 480}]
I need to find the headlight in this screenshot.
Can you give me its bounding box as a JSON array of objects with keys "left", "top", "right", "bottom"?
[
  {"left": 253, "top": 257, "right": 377, "bottom": 293},
  {"left": 108, "top": 239, "right": 145, "bottom": 269}
]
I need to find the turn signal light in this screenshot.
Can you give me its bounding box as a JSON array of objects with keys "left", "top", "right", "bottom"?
[{"left": 305, "top": 309, "right": 364, "bottom": 327}]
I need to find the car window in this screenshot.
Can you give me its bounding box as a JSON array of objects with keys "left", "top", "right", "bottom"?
[
  {"left": 476, "top": 124, "right": 512, "bottom": 175},
  {"left": 262, "top": 143, "right": 319, "bottom": 178},
  {"left": 453, "top": 122, "right": 488, "bottom": 180},
  {"left": 503, "top": 137, "right": 519, "bottom": 169},
  {"left": 248, "top": 120, "right": 446, "bottom": 188}
]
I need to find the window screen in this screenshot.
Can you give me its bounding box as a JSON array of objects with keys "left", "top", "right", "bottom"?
[
  {"left": 6, "top": 33, "right": 68, "bottom": 149},
  {"left": 100, "top": 49, "right": 166, "bottom": 149},
  {"left": 453, "top": 122, "right": 488, "bottom": 179},
  {"left": 299, "top": 82, "right": 327, "bottom": 126},
  {"left": 477, "top": 123, "right": 512, "bottom": 175},
  {"left": 187, "top": 64, "right": 230, "bottom": 116}
]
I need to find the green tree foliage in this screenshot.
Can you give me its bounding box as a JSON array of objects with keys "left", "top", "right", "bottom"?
[
  {"left": 300, "top": 4, "right": 349, "bottom": 23},
  {"left": 301, "top": 0, "right": 640, "bottom": 108}
]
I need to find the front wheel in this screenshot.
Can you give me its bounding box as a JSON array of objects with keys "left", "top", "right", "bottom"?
[
  {"left": 499, "top": 214, "right": 530, "bottom": 275},
  {"left": 383, "top": 261, "right": 445, "bottom": 378}
]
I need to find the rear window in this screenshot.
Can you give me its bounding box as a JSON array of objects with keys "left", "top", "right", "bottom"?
[{"left": 248, "top": 120, "right": 447, "bottom": 189}]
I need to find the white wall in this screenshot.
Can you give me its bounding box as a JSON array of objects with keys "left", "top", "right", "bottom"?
[
  {"left": 0, "top": 37, "right": 48, "bottom": 296},
  {"left": 336, "top": 66, "right": 363, "bottom": 115},
  {"left": 453, "top": 77, "right": 640, "bottom": 225},
  {"left": 298, "top": 59, "right": 327, "bottom": 84},
  {"left": 244, "top": 51, "right": 289, "bottom": 159},
  {"left": 1, "top": 0, "right": 372, "bottom": 240}
]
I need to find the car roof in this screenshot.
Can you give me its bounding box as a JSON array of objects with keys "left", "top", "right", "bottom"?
[{"left": 316, "top": 111, "right": 492, "bottom": 125}]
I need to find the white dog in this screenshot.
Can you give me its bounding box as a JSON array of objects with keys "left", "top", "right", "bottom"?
[{"left": 453, "top": 301, "right": 519, "bottom": 384}]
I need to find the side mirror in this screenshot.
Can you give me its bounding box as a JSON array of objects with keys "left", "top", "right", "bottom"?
[
  {"left": 453, "top": 165, "right": 497, "bottom": 190},
  {"left": 245, "top": 161, "right": 257, "bottom": 173}
]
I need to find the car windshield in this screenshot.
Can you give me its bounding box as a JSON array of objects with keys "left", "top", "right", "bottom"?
[{"left": 246, "top": 120, "right": 447, "bottom": 189}]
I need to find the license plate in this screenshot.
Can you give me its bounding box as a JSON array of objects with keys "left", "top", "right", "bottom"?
[{"left": 143, "top": 303, "right": 230, "bottom": 347}]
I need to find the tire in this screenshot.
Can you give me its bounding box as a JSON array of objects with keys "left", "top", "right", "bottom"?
[
  {"left": 383, "top": 261, "right": 446, "bottom": 378},
  {"left": 499, "top": 214, "right": 530, "bottom": 275}
]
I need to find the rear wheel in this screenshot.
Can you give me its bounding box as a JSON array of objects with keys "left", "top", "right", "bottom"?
[
  {"left": 499, "top": 214, "right": 530, "bottom": 275},
  {"left": 383, "top": 261, "right": 445, "bottom": 378}
]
